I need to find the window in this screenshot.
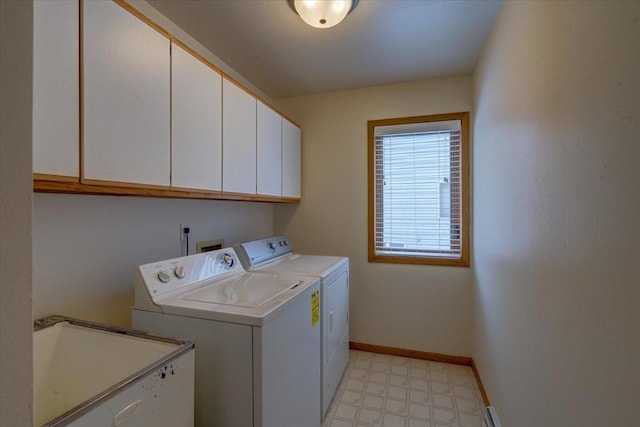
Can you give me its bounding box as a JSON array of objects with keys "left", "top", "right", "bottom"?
[{"left": 368, "top": 112, "right": 470, "bottom": 266}]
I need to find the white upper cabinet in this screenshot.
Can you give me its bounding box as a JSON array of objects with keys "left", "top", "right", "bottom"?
[
  {"left": 82, "top": 0, "right": 171, "bottom": 187},
  {"left": 222, "top": 78, "right": 257, "bottom": 194},
  {"left": 282, "top": 119, "right": 301, "bottom": 198},
  {"left": 33, "top": 0, "right": 79, "bottom": 179},
  {"left": 32, "top": 0, "right": 301, "bottom": 202},
  {"left": 257, "top": 101, "right": 282, "bottom": 197},
  {"left": 171, "top": 43, "right": 222, "bottom": 191}
]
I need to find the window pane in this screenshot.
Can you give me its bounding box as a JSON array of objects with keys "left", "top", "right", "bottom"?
[
  {"left": 378, "top": 130, "right": 454, "bottom": 255},
  {"left": 368, "top": 113, "right": 469, "bottom": 266}
]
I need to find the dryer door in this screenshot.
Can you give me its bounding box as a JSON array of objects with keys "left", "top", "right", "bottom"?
[
  {"left": 322, "top": 269, "right": 350, "bottom": 417},
  {"left": 324, "top": 270, "right": 349, "bottom": 364}
]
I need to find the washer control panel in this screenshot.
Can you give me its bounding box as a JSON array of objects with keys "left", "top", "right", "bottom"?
[
  {"left": 235, "top": 236, "right": 293, "bottom": 268},
  {"left": 138, "top": 248, "right": 243, "bottom": 297}
]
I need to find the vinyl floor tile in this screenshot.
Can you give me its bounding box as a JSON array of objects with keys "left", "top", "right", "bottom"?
[{"left": 322, "top": 350, "right": 486, "bottom": 427}]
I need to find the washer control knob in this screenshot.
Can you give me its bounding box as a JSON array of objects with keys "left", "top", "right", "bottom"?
[
  {"left": 174, "top": 266, "right": 185, "bottom": 279},
  {"left": 284, "top": 240, "right": 289, "bottom": 246},
  {"left": 221, "top": 253, "right": 234, "bottom": 267},
  {"left": 157, "top": 271, "right": 171, "bottom": 283},
  {"left": 268, "top": 242, "right": 276, "bottom": 251},
  {"left": 279, "top": 241, "right": 284, "bottom": 247}
]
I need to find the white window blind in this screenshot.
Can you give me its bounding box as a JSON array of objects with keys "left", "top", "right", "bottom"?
[{"left": 373, "top": 120, "right": 462, "bottom": 259}]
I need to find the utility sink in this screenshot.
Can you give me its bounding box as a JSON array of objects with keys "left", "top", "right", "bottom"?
[{"left": 34, "top": 316, "right": 194, "bottom": 426}]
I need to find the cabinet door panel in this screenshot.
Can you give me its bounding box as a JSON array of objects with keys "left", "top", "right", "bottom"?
[
  {"left": 33, "top": 0, "right": 79, "bottom": 178},
  {"left": 222, "top": 78, "right": 256, "bottom": 194},
  {"left": 83, "top": 0, "right": 170, "bottom": 187},
  {"left": 257, "top": 101, "right": 282, "bottom": 196},
  {"left": 171, "top": 43, "right": 222, "bottom": 191},
  {"left": 282, "top": 119, "right": 301, "bottom": 198}
]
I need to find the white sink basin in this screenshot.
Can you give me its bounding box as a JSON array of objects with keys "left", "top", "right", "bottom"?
[{"left": 34, "top": 316, "right": 194, "bottom": 427}]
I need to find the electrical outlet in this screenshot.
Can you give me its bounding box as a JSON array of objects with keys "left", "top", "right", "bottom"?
[{"left": 180, "top": 223, "right": 190, "bottom": 242}]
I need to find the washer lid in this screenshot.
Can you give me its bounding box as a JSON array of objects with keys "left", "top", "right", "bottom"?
[
  {"left": 181, "top": 273, "right": 304, "bottom": 308},
  {"left": 253, "top": 254, "right": 347, "bottom": 277}
]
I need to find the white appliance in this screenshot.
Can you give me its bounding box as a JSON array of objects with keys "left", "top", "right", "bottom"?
[
  {"left": 132, "top": 248, "right": 321, "bottom": 427},
  {"left": 235, "top": 236, "right": 349, "bottom": 418},
  {"left": 34, "top": 315, "right": 194, "bottom": 427}
]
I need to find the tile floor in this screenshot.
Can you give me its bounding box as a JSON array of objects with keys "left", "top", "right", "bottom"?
[{"left": 322, "top": 350, "right": 486, "bottom": 427}]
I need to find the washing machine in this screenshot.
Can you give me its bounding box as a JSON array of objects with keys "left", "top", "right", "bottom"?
[
  {"left": 132, "top": 247, "right": 321, "bottom": 427},
  {"left": 235, "top": 236, "right": 349, "bottom": 418}
]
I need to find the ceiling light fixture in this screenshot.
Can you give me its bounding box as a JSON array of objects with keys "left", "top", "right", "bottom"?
[{"left": 288, "top": 0, "right": 359, "bottom": 29}]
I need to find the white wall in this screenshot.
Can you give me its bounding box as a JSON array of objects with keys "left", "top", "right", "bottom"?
[
  {"left": 34, "top": 194, "right": 273, "bottom": 327},
  {"left": 473, "top": 1, "right": 640, "bottom": 425},
  {"left": 275, "top": 77, "right": 474, "bottom": 356},
  {"left": 0, "top": 1, "right": 33, "bottom": 425}
]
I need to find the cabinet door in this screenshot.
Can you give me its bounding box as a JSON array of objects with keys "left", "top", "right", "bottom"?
[
  {"left": 282, "top": 119, "right": 301, "bottom": 198},
  {"left": 222, "top": 78, "right": 256, "bottom": 194},
  {"left": 33, "top": 0, "right": 79, "bottom": 179},
  {"left": 257, "top": 101, "right": 282, "bottom": 196},
  {"left": 171, "top": 43, "right": 222, "bottom": 191},
  {"left": 83, "top": 0, "right": 170, "bottom": 187}
]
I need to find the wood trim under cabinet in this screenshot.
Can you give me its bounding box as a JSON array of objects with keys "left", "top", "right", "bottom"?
[
  {"left": 34, "top": 178, "right": 300, "bottom": 204},
  {"left": 81, "top": 178, "right": 171, "bottom": 191},
  {"left": 349, "top": 341, "right": 490, "bottom": 406},
  {"left": 33, "top": 173, "right": 79, "bottom": 183}
]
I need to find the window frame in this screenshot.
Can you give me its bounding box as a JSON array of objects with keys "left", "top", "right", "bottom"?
[{"left": 367, "top": 112, "right": 470, "bottom": 267}]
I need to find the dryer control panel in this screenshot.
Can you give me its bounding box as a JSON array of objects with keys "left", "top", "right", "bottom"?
[
  {"left": 235, "top": 236, "right": 293, "bottom": 268},
  {"left": 136, "top": 248, "right": 244, "bottom": 299}
]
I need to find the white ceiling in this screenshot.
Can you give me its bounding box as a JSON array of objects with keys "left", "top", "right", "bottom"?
[{"left": 146, "top": 0, "right": 502, "bottom": 99}]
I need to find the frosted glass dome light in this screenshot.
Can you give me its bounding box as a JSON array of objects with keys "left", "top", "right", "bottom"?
[{"left": 291, "top": 0, "right": 358, "bottom": 29}]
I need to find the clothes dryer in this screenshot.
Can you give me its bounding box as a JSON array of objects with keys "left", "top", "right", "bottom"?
[{"left": 235, "top": 236, "right": 349, "bottom": 418}]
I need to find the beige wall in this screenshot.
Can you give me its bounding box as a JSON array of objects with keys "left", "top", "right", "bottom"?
[
  {"left": 275, "top": 77, "right": 474, "bottom": 356},
  {"left": 473, "top": 1, "right": 640, "bottom": 425},
  {"left": 0, "top": 0, "right": 34, "bottom": 425},
  {"left": 34, "top": 194, "right": 273, "bottom": 327}
]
